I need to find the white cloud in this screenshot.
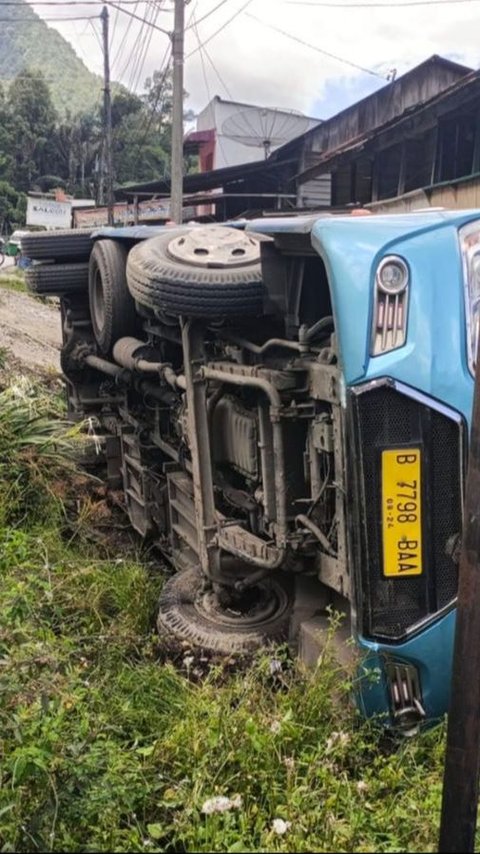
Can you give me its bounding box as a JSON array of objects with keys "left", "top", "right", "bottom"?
[{"left": 29, "top": 0, "right": 480, "bottom": 118}]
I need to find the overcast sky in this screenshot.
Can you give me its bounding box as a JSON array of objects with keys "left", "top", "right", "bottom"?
[{"left": 28, "top": 0, "right": 480, "bottom": 120}]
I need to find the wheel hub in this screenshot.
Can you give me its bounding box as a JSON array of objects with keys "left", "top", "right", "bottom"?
[
  {"left": 167, "top": 226, "right": 260, "bottom": 268},
  {"left": 196, "top": 581, "right": 289, "bottom": 629}
]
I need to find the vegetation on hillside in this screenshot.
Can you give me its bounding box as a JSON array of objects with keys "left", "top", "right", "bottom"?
[
  {"left": 0, "top": 0, "right": 102, "bottom": 116},
  {"left": 0, "top": 371, "right": 454, "bottom": 853},
  {"left": 0, "top": 66, "right": 187, "bottom": 234},
  {"left": 0, "top": 2, "right": 198, "bottom": 233}
]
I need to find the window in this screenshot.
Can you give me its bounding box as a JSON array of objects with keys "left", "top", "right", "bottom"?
[{"left": 438, "top": 114, "right": 476, "bottom": 181}]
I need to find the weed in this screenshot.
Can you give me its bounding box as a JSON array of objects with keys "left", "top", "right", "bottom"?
[
  {"left": 0, "top": 378, "right": 453, "bottom": 853},
  {"left": 0, "top": 379, "right": 78, "bottom": 527},
  {"left": 0, "top": 272, "right": 26, "bottom": 293}
]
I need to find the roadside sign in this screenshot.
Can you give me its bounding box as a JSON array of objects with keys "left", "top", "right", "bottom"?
[{"left": 26, "top": 197, "right": 72, "bottom": 229}]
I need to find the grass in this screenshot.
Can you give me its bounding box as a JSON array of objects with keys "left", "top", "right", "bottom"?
[
  {"left": 0, "top": 377, "right": 452, "bottom": 853},
  {"left": 0, "top": 270, "right": 26, "bottom": 293}
]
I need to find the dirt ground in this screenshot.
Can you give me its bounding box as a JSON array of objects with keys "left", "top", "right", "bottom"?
[{"left": 0, "top": 276, "right": 62, "bottom": 372}]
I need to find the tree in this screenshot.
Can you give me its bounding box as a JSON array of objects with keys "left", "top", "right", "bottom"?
[
  {"left": 6, "top": 70, "right": 57, "bottom": 191},
  {"left": 0, "top": 66, "right": 195, "bottom": 207},
  {"left": 50, "top": 109, "right": 102, "bottom": 198},
  {"left": 0, "top": 84, "right": 14, "bottom": 182},
  {"left": 0, "top": 181, "right": 26, "bottom": 234}
]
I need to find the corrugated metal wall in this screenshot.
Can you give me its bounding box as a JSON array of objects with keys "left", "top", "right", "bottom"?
[
  {"left": 367, "top": 174, "right": 480, "bottom": 212},
  {"left": 298, "top": 174, "right": 332, "bottom": 207}
]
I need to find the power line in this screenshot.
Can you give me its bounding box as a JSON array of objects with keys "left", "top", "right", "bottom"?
[
  {"left": 130, "top": 1, "right": 161, "bottom": 91},
  {"left": 107, "top": 1, "right": 171, "bottom": 34},
  {"left": 284, "top": 0, "right": 479, "bottom": 5},
  {"left": 111, "top": 0, "right": 140, "bottom": 73},
  {"left": 186, "top": 0, "right": 255, "bottom": 58},
  {"left": 125, "top": 4, "right": 152, "bottom": 88},
  {"left": 131, "top": 46, "right": 172, "bottom": 171},
  {"left": 89, "top": 17, "right": 104, "bottom": 51},
  {"left": 246, "top": 11, "right": 385, "bottom": 78},
  {"left": 109, "top": 0, "right": 121, "bottom": 50},
  {"left": 202, "top": 41, "right": 233, "bottom": 99},
  {"left": 192, "top": 13, "right": 230, "bottom": 166},
  {"left": 2, "top": 1, "right": 151, "bottom": 6},
  {"left": 119, "top": 2, "right": 156, "bottom": 88},
  {"left": 185, "top": 0, "right": 233, "bottom": 30},
  {"left": 0, "top": 14, "right": 99, "bottom": 21},
  {"left": 193, "top": 19, "right": 212, "bottom": 110}
]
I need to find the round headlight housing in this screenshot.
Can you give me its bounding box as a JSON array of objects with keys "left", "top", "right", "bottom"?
[{"left": 377, "top": 256, "right": 409, "bottom": 295}]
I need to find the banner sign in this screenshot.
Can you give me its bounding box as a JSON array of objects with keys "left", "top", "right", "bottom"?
[
  {"left": 26, "top": 197, "right": 72, "bottom": 229},
  {"left": 73, "top": 199, "right": 173, "bottom": 228},
  {"left": 72, "top": 200, "right": 196, "bottom": 228}
]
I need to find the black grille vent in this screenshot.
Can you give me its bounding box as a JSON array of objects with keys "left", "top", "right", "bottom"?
[{"left": 349, "top": 382, "right": 463, "bottom": 641}]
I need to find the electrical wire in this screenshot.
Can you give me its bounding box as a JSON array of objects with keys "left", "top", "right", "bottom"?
[
  {"left": 0, "top": 15, "right": 99, "bottom": 21},
  {"left": 131, "top": 46, "right": 172, "bottom": 171},
  {"left": 284, "top": 0, "right": 479, "bottom": 6},
  {"left": 109, "top": 0, "right": 121, "bottom": 50},
  {"left": 3, "top": 1, "right": 152, "bottom": 5},
  {"left": 111, "top": 0, "right": 140, "bottom": 74},
  {"left": 185, "top": 0, "right": 233, "bottom": 30},
  {"left": 88, "top": 16, "right": 104, "bottom": 50},
  {"left": 70, "top": 16, "right": 97, "bottom": 66},
  {"left": 194, "top": 19, "right": 213, "bottom": 110},
  {"left": 186, "top": 0, "right": 255, "bottom": 58},
  {"left": 246, "top": 11, "right": 385, "bottom": 78},
  {"left": 202, "top": 41, "right": 233, "bottom": 99},
  {"left": 118, "top": 6, "right": 149, "bottom": 85},
  {"left": 106, "top": 1, "right": 170, "bottom": 35},
  {"left": 192, "top": 13, "right": 230, "bottom": 166},
  {"left": 130, "top": 2, "right": 161, "bottom": 91},
  {"left": 126, "top": 3, "right": 154, "bottom": 89}
]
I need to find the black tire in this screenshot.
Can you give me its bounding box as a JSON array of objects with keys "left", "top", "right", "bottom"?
[
  {"left": 127, "top": 227, "right": 264, "bottom": 318},
  {"left": 88, "top": 239, "right": 137, "bottom": 354},
  {"left": 21, "top": 229, "right": 93, "bottom": 262},
  {"left": 157, "top": 567, "right": 293, "bottom": 654},
  {"left": 25, "top": 262, "right": 89, "bottom": 295}
]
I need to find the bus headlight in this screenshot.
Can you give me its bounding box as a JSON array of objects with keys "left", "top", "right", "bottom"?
[{"left": 371, "top": 255, "right": 410, "bottom": 355}]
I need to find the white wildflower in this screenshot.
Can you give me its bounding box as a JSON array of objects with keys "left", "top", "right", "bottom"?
[
  {"left": 326, "top": 730, "right": 350, "bottom": 751},
  {"left": 270, "top": 720, "right": 282, "bottom": 734},
  {"left": 357, "top": 780, "right": 368, "bottom": 794},
  {"left": 201, "top": 794, "right": 243, "bottom": 815},
  {"left": 283, "top": 757, "right": 295, "bottom": 770},
  {"left": 272, "top": 819, "right": 291, "bottom": 836},
  {"left": 269, "top": 658, "right": 283, "bottom": 675},
  {"left": 183, "top": 655, "right": 195, "bottom": 669},
  {"left": 87, "top": 417, "right": 103, "bottom": 455}
]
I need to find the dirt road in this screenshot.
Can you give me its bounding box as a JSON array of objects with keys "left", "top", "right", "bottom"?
[{"left": 0, "top": 280, "right": 62, "bottom": 372}]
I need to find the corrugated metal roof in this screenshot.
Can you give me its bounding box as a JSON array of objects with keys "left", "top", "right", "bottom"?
[
  {"left": 116, "top": 158, "right": 296, "bottom": 199},
  {"left": 270, "top": 55, "right": 472, "bottom": 164},
  {"left": 296, "top": 68, "right": 480, "bottom": 185}
]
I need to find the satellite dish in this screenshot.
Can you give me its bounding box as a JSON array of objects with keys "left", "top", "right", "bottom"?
[{"left": 221, "top": 107, "right": 311, "bottom": 159}]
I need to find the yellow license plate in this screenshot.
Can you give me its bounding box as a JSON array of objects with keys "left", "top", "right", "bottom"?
[{"left": 382, "top": 448, "right": 423, "bottom": 577}]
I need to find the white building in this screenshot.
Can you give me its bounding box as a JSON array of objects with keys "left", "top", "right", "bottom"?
[{"left": 185, "top": 96, "right": 321, "bottom": 172}]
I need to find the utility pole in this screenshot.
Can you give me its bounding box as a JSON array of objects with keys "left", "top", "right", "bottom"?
[
  {"left": 439, "top": 335, "right": 480, "bottom": 853},
  {"left": 170, "top": 0, "right": 185, "bottom": 224},
  {"left": 101, "top": 5, "right": 114, "bottom": 226}
]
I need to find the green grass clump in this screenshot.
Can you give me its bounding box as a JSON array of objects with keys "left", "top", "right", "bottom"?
[
  {"left": 0, "top": 271, "right": 26, "bottom": 293},
  {"left": 0, "top": 378, "right": 449, "bottom": 853},
  {"left": 0, "top": 379, "right": 76, "bottom": 527}
]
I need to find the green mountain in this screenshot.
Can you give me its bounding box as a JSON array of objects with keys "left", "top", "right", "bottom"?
[{"left": 0, "top": 0, "right": 103, "bottom": 115}]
